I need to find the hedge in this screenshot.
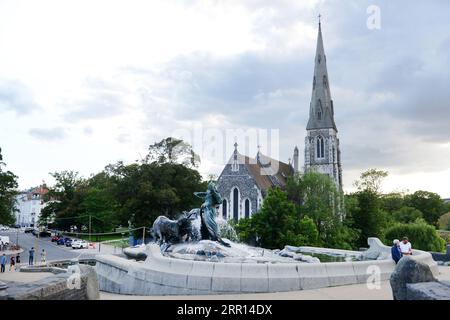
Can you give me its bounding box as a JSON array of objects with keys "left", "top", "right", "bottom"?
[{"left": 384, "top": 220, "right": 446, "bottom": 252}]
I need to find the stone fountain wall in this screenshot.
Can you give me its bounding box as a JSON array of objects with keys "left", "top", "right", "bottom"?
[{"left": 95, "top": 238, "right": 439, "bottom": 296}]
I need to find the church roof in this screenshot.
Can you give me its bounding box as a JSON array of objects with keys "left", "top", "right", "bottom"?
[
  {"left": 306, "top": 21, "right": 337, "bottom": 131},
  {"left": 225, "top": 149, "right": 294, "bottom": 194}
]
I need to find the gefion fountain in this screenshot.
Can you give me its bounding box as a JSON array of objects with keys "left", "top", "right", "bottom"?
[{"left": 95, "top": 183, "right": 438, "bottom": 295}]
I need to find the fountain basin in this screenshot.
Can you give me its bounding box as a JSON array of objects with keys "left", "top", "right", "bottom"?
[{"left": 95, "top": 238, "right": 438, "bottom": 295}]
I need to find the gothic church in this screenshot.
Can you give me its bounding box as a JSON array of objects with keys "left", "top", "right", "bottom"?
[{"left": 217, "top": 20, "right": 343, "bottom": 220}]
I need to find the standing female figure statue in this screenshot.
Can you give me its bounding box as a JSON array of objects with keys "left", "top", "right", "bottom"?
[{"left": 194, "top": 182, "right": 230, "bottom": 247}]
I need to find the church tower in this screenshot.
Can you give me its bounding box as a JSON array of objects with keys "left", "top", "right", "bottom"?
[{"left": 304, "top": 19, "right": 343, "bottom": 193}]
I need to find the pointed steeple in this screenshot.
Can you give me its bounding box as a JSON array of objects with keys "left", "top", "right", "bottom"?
[
  {"left": 306, "top": 18, "right": 337, "bottom": 131},
  {"left": 293, "top": 146, "right": 299, "bottom": 172}
]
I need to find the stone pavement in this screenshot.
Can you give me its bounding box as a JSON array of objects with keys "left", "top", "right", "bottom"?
[
  {"left": 0, "top": 270, "right": 53, "bottom": 283},
  {"left": 99, "top": 266, "right": 450, "bottom": 300}
]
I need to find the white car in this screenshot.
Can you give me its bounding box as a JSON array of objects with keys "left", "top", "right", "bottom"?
[
  {"left": 71, "top": 239, "right": 88, "bottom": 249},
  {"left": 0, "top": 236, "right": 10, "bottom": 245}
]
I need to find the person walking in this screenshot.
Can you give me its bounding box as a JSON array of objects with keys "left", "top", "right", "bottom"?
[
  {"left": 9, "top": 255, "right": 15, "bottom": 271},
  {"left": 0, "top": 253, "right": 6, "bottom": 273},
  {"left": 28, "top": 247, "right": 35, "bottom": 265},
  {"left": 391, "top": 239, "right": 402, "bottom": 264},
  {"left": 40, "top": 249, "right": 46, "bottom": 265},
  {"left": 15, "top": 253, "right": 21, "bottom": 271},
  {"left": 399, "top": 237, "right": 412, "bottom": 256}
]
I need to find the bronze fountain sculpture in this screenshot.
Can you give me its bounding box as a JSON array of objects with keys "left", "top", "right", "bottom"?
[{"left": 152, "top": 182, "right": 230, "bottom": 248}]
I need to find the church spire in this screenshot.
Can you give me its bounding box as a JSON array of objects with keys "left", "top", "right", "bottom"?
[{"left": 306, "top": 18, "right": 337, "bottom": 131}]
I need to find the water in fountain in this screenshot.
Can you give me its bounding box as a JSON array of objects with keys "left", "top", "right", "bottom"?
[{"left": 216, "top": 216, "right": 239, "bottom": 242}]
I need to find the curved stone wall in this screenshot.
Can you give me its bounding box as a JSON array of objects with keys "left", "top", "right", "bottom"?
[{"left": 95, "top": 237, "right": 438, "bottom": 295}]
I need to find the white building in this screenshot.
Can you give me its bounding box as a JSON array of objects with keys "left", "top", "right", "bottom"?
[{"left": 14, "top": 185, "right": 48, "bottom": 227}]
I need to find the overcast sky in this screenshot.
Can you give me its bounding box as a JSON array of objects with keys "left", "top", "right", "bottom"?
[{"left": 1, "top": 0, "right": 449, "bottom": 197}]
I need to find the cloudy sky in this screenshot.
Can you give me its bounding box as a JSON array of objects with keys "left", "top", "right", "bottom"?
[{"left": 1, "top": 0, "right": 449, "bottom": 197}]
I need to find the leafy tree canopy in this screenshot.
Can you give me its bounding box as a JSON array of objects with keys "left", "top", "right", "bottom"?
[{"left": 0, "top": 147, "right": 18, "bottom": 225}]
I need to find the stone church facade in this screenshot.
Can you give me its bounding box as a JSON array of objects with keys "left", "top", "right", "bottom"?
[
  {"left": 216, "top": 143, "right": 293, "bottom": 220},
  {"left": 217, "top": 20, "right": 343, "bottom": 221}
]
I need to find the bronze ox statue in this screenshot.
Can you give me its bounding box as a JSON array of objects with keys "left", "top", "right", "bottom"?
[{"left": 151, "top": 209, "right": 198, "bottom": 245}]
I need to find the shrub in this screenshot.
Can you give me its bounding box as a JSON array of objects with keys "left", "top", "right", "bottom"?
[
  {"left": 384, "top": 219, "right": 446, "bottom": 252},
  {"left": 438, "top": 211, "right": 450, "bottom": 230},
  {"left": 437, "top": 230, "right": 450, "bottom": 245}
]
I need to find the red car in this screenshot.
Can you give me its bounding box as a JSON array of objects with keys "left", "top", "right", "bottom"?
[{"left": 51, "top": 235, "right": 62, "bottom": 242}]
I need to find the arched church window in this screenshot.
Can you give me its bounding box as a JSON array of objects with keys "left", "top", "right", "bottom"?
[
  {"left": 233, "top": 188, "right": 239, "bottom": 221},
  {"left": 316, "top": 136, "right": 325, "bottom": 159},
  {"left": 222, "top": 199, "right": 227, "bottom": 219},
  {"left": 318, "top": 54, "right": 321, "bottom": 64},
  {"left": 244, "top": 199, "right": 250, "bottom": 219}
]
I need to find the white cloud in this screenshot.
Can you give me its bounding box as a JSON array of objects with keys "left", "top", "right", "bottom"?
[{"left": 0, "top": 0, "right": 449, "bottom": 198}]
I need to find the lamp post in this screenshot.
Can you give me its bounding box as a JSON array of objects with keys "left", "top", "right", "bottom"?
[{"left": 142, "top": 227, "right": 145, "bottom": 246}]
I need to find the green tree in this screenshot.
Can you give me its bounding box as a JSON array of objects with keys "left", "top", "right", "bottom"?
[
  {"left": 354, "top": 168, "right": 388, "bottom": 194},
  {"left": 405, "top": 191, "right": 445, "bottom": 227},
  {"left": 104, "top": 138, "right": 206, "bottom": 229},
  {"left": 237, "top": 187, "right": 320, "bottom": 249},
  {"left": 381, "top": 192, "right": 405, "bottom": 213},
  {"left": 144, "top": 137, "right": 200, "bottom": 168},
  {"left": 76, "top": 172, "right": 119, "bottom": 233},
  {"left": 295, "top": 216, "right": 319, "bottom": 246},
  {"left": 0, "top": 148, "right": 18, "bottom": 225},
  {"left": 286, "top": 171, "right": 341, "bottom": 246},
  {"left": 40, "top": 138, "right": 207, "bottom": 234},
  {"left": 391, "top": 206, "right": 423, "bottom": 224},
  {"left": 40, "top": 171, "right": 86, "bottom": 230},
  {"left": 348, "top": 169, "right": 389, "bottom": 248},
  {"left": 384, "top": 219, "right": 446, "bottom": 252},
  {"left": 250, "top": 187, "right": 298, "bottom": 249},
  {"left": 233, "top": 218, "right": 256, "bottom": 244}
]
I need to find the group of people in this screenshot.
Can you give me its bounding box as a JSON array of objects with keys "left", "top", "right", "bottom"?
[
  {"left": 1, "top": 253, "right": 20, "bottom": 272},
  {"left": 0, "top": 248, "right": 47, "bottom": 273},
  {"left": 391, "top": 237, "right": 413, "bottom": 264}
]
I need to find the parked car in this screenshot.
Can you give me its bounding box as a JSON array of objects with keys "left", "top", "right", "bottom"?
[
  {"left": 65, "top": 238, "right": 73, "bottom": 247},
  {"left": 31, "top": 229, "right": 39, "bottom": 236},
  {"left": 57, "top": 237, "right": 70, "bottom": 245},
  {"left": 51, "top": 235, "right": 62, "bottom": 242},
  {"left": 71, "top": 239, "right": 88, "bottom": 249},
  {"left": 24, "top": 227, "right": 34, "bottom": 233},
  {"left": 0, "top": 236, "right": 10, "bottom": 245}
]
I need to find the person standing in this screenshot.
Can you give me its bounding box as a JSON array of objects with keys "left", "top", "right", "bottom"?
[
  {"left": 399, "top": 237, "right": 412, "bottom": 256},
  {"left": 9, "top": 255, "right": 15, "bottom": 271},
  {"left": 15, "top": 253, "right": 21, "bottom": 271},
  {"left": 40, "top": 249, "right": 46, "bottom": 265},
  {"left": 391, "top": 239, "right": 402, "bottom": 264},
  {"left": 0, "top": 253, "right": 6, "bottom": 272},
  {"left": 28, "top": 247, "right": 35, "bottom": 265}
]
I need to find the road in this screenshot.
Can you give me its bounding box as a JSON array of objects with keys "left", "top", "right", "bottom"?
[{"left": 1, "top": 229, "right": 79, "bottom": 263}]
